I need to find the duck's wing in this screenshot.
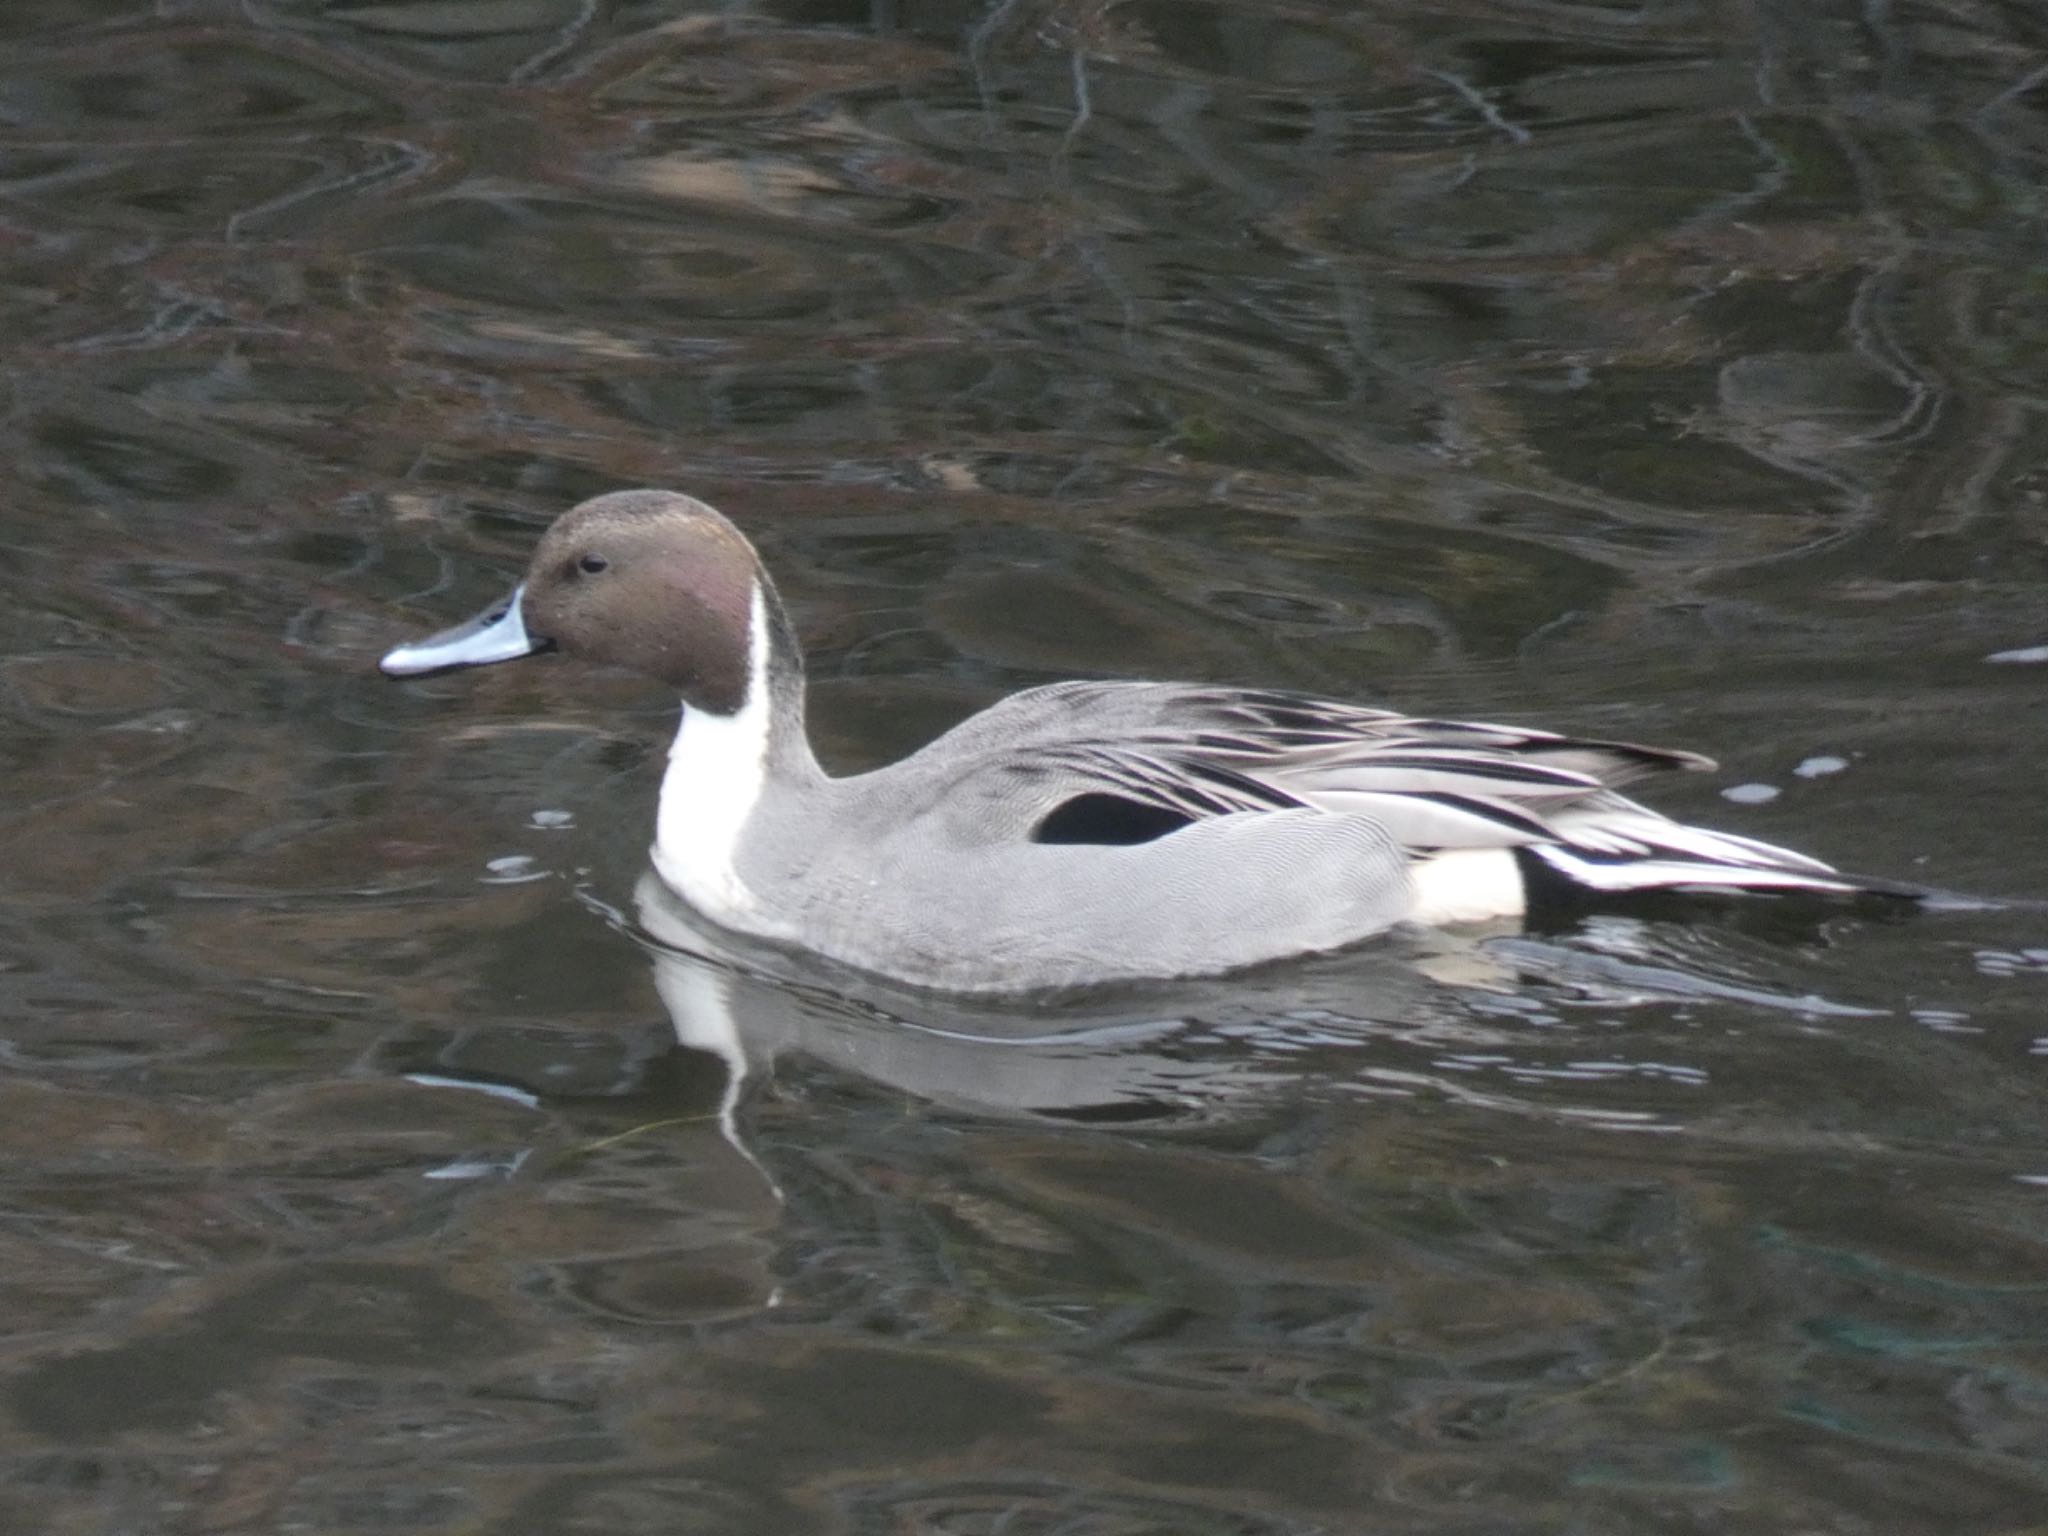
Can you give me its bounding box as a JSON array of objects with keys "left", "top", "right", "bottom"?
[
  {"left": 901, "top": 681, "right": 1857, "bottom": 892},
  {"left": 926, "top": 681, "right": 1705, "bottom": 778},
  {"left": 904, "top": 681, "right": 1690, "bottom": 837}
]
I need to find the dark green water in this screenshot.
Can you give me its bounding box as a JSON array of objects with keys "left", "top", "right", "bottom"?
[{"left": 2, "top": 1, "right": 2048, "bottom": 1530}]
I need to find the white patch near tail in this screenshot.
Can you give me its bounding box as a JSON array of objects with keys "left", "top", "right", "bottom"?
[{"left": 1410, "top": 847, "right": 1528, "bottom": 924}]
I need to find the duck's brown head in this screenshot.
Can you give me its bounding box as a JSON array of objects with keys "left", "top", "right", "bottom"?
[{"left": 381, "top": 489, "right": 786, "bottom": 717}]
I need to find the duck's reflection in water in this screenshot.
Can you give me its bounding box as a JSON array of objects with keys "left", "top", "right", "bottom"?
[
  {"left": 374, "top": 870, "right": 1880, "bottom": 1328},
  {"left": 620, "top": 869, "right": 1879, "bottom": 1137},
  {"left": 622, "top": 870, "right": 1481, "bottom": 1136}
]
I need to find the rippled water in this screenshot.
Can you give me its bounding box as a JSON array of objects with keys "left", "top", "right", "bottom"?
[{"left": 5, "top": 1, "right": 2048, "bottom": 1530}]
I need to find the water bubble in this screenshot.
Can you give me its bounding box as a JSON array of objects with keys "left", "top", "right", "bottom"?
[
  {"left": 1793, "top": 755, "right": 1848, "bottom": 778},
  {"left": 481, "top": 854, "right": 546, "bottom": 885}
]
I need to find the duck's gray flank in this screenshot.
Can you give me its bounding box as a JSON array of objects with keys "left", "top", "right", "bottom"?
[{"left": 382, "top": 489, "right": 1901, "bottom": 992}]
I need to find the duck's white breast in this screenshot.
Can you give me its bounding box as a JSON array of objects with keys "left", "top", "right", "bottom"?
[{"left": 652, "top": 589, "right": 775, "bottom": 926}]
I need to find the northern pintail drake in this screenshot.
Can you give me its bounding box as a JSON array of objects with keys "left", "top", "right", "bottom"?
[{"left": 382, "top": 490, "right": 1899, "bottom": 992}]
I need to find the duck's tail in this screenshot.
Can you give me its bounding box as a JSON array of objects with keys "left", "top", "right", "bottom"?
[{"left": 1513, "top": 812, "right": 1929, "bottom": 915}]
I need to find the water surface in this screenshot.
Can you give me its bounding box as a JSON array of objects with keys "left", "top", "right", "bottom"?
[{"left": 3, "top": 1, "right": 2048, "bottom": 1531}]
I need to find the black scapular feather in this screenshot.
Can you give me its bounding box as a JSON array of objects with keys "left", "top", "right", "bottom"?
[{"left": 1033, "top": 793, "right": 1197, "bottom": 846}]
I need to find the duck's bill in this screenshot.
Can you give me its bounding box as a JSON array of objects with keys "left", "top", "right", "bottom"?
[{"left": 380, "top": 584, "right": 553, "bottom": 677}]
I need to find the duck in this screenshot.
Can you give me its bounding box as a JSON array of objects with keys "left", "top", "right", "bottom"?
[{"left": 381, "top": 489, "right": 1903, "bottom": 992}]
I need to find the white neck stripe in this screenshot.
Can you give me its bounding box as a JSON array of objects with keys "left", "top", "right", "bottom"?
[{"left": 651, "top": 584, "right": 775, "bottom": 922}]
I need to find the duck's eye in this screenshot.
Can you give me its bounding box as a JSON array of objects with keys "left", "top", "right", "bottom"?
[{"left": 576, "top": 554, "right": 609, "bottom": 575}]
